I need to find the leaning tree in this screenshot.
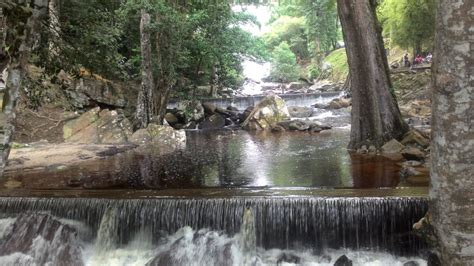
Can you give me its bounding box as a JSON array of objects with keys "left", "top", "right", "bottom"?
[
  {"left": 430, "top": 0, "right": 474, "bottom": 264},
  {"left": 336, "top": 0, "right": 408, "bottom": 149}
]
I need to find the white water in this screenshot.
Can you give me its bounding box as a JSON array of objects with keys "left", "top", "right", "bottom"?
[
  {"left": 0, "top": 207, "right": 428, "bottom": 266},
  {"left": 81, "top": 228, "right": 427, "bottom": 266},
  {"left": 233, "top": 5, "right": 277, "bottom": 96}
]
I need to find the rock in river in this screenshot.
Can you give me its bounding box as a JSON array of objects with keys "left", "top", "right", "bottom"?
[
  {"left": 241, "top": 95, "right": 290, "bottom": 131},
  {"left": 198, "top": 114, "right": 226, "bottom": 130},
  {"left": 288, "top": 106, "right": 313, "bottom": 118},
  {"left": 334, "top": 255, "right": 353, "bottom": 266},
  {"left": 0, "top": 214, "right": 84, "bottom": 266},
  {"left": 130, "top": 124, "right": 186, "bottom": 153}
]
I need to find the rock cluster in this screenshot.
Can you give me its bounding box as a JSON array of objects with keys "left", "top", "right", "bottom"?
[
  {"left": 379, "top": 129, "right": 431, "bottom": 185},
  {"left": 165, "top": 100, "right": 241, "bottom": 130}
]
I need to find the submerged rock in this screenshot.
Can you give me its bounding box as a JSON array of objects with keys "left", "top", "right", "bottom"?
[
  {"left": 0, "top": 214, "right": 84, "bottom": 266},
  {"left": 289, "top": 120, "right": 310, "bottom": 131},
  {"left": 198, "top": 114, "right": 226, "bottom": 130},
  {"left": 63, "top": 107, "right": 133, "bottom": 144},
  {"left": 242, "top": 95, "right": 290, "bottom": 130},
  {"left": 288, "top": 106, "right": 313, "bottom": 118},
  {"left": 334, "top": 255, "right": 353, "bottom": 266},
  {"left": 146, "top": 228, "right": 235, "bottom": 266},
  {"left": 277, "top": 252, "right": 301, "bottom": 265}
]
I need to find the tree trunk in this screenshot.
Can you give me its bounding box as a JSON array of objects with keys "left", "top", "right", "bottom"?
[
  {"left": 0, "top": 0, "right": 48, "bottom": 176},
  {"left": 336, "top": 0, "right": 408, "bottom": 149},
  {"left": 48, "top": 0, "right": 60, "bottom": 56},
  {"left": 430, "top": 0, "right": 474, "bottom": 264},
  {"left": 0, "top": 8, "right": 5, "bottom": 62},
  {"left": 209, "top": 62, "right": 217, "bottom": 97},
  {"left": 136, "top": 10, "right": 154, "bottom": 128}
]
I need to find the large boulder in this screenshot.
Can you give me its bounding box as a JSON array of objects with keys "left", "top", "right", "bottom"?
[
  {"left": 176, "top": 100, "right": 205, "bottom": 123},
  {"left": 328, "top": 97, "right": 352, "bottom": 109},
  {"left": 63, "top": 107, "right": 133, "bottom": 144},
  {"left": 130, "top": 124, "right": 186, "bottom": 153},
  {"left": 68, "top": 77, "right": 127, "bottom": 108},
  {"left": 242, "top": 95, "right": 291, "bottom": 130},
  {"left": 198, "top": 114, "right": 226, "bottom": 130},
  {"left": 202, "top": 102, "right": 217, "bottom": 115},
  {"left": 0, "top": 214, "right": 84, "bottom": 266},
  {"left": 288, "top": 106, "right": 313, "bottom": 118}
]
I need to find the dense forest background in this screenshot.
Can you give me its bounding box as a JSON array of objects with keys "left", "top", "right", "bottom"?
[{"left": 28, "top": 0, "right": 435, "bottom": 98}]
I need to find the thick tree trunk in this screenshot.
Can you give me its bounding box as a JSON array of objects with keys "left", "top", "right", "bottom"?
[
  {"left": 430, "top": 0, "right": 474, "bottom": 264},
  {"left": 0, "top": 0, "right": 48, "bottom": 176},
  {"left": 337, "top": 0, "right": 408, "bottom": 149},
  {"left": 136, "top": 10, "right": 154, "bottom": 128}
]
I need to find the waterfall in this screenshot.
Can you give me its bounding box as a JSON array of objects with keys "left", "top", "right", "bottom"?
[{"left": 0, "top": 196, "right": 428, "bottom": 256}]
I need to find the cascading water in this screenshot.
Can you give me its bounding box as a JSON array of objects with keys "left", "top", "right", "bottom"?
[{"left": 0, "top": 196, "right": 428, "bottom": 265}]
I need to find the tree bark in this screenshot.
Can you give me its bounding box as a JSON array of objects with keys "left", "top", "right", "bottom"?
[
  {"left": 136, "top": 10, "right": 154, "bottom": 128},
  {"left": 0, "top": 0, "right": 48, "bottom": 176},
  {"left": 430, "top": 0, "right": 474, "bottom": 264},
  {"left": 48, "top": 0, "right": 60, "bottom": 56},
  {"left": 337, "top": 0, "right": 408, "bottom": 149},
  {"left": 209, "top": 62, "right": 217, "bottom": 97}
]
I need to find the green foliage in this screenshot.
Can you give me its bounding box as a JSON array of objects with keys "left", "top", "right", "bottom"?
[
  {"left": 264, "top": 16, "right": 309, "bottom": 59},
  {"left": 35, "top": 0, "right": 126, "bottom": 78},
  {"left": 302, "top": 0, "right": 339, "bottom": 53},
  {"left": 307, "top": 63, "right": 321, "bottom": 80},
  {"left": 322, "top": 48, "right": 348, "bottom": 82},
  {"left": 265, "top": 0, "right": 339, "bottom": 58},
  {"left": 378, "top": 0, "right": 436, "bottom": 53},
  {"left": 31, "top": 0, "right": 265, "bottom": 95},
  {"left": 269, "top": 42, "right": 299, "bottom": 82}
]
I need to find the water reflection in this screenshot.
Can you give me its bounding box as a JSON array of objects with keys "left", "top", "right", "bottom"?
[{"left": 3, "top": 129, "right": 427, "bottom": 190}]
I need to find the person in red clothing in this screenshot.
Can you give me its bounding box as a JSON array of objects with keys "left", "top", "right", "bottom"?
[{"left": 414, "top": 54, "right": 423, "bottom": 65}]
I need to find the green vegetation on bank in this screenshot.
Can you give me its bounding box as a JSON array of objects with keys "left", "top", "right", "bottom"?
[{"left": 322, "top": 48, "right": 348, "bottom": 83}]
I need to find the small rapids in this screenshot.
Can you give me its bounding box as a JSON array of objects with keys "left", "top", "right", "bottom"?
[{"left": 83, "top": 227, "right": 427, "bottom": 266}]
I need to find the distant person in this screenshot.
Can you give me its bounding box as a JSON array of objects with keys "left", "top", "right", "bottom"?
[
  {"left": 414, "top": 54, "right": 423, "bottom": 65},
  {"left": 426, "top": 53, "right": 433, "bottom": 63},
  {"left": 403, "top": 53, "right": 411, "bottom": 67}
]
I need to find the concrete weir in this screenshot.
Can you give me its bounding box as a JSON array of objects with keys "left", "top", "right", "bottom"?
[
  {"left": 0, "top": 188, "right": 428, "bottom": 255},
  {"left": 167, "top": 92, "right": 342, "bottom": 110}
]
